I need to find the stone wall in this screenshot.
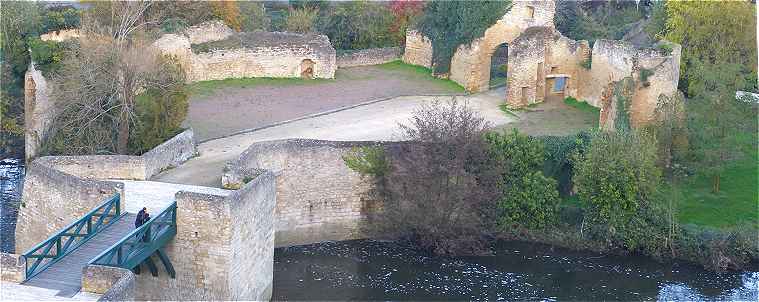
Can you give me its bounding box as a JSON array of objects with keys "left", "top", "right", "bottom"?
[
  {"left": 403, "top": 1, "right": 556, "bottom": 92},
  {"left": 133, "top": 171, "right": 275, "bottom": 301},
  {"left": 143, "top": 128, "right": 197, "bottom": 178},
  {"left": 82, "top": 265, "right": 134, "bottom": 297},
  {"left": 223, "top": 139, "right": 384, "bottom": 247},
  {"left": 184, "top": 20, "right": 234, "bottom": 44},
  {"left": 403, "top": 30, "right": 433, "bottom": 68},
  {"left": 29, "top": 129, "right": 196, "bottom": 181},
  {"left": 337, "top": 47, "right": 401, "bottom": 68},
  {"left": 24, "top": 63, "right": 53, "bottom": 162},
  {"left": 97, "top": 268, "right": 136, "bottom": 302},
  {"left": 506, "top": 27, "right": 589, "bottom": 107},
  {"left": 154, "top": 22, "right": 337, "bottom": 82},
  {"left": 14, "top": 162, "right": 123, "bottom": 253},
  {"left": 0, "top": 253, "right": 25, "bottom": 282},
  {"left": 586, "top": 39, "right": 681, "bottom": 128}
]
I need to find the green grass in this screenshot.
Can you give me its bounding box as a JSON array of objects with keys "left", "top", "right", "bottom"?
[
  {"left": 376, "top": 60, "right": 465, "bottom": 93},
  {"left": 498, "top": 103, "right": 519, "bottom": 117},
  {"left": 677, "top": 132, "right": 758, "bottom": 229},
  {"left": 564, "top": 97, "right": 600, "bottom": 115},
  {"left": 489, "top": 76, "right": 508, "bottom": 88},
  {"left": 189, "top": 77, "right": 332, "bottom": 97}
]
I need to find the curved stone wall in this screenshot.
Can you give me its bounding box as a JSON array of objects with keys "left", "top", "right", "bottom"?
[{"left": 223, "top": 139, "right": 386, "bottom": 247}]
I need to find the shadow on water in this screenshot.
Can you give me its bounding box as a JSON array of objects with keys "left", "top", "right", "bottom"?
[
  {"left": 0, "top": 158, "right": 24, "bottom": 253},
  {"left": 273, "top": 239, "right": 758, "bottom": 301}
]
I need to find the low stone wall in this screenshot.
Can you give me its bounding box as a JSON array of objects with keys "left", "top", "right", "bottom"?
[
  {"left": 143, "top": 129, "right": 197, "bottom": 178},
  {"left": 336, "top": 47, "right": 401, "bottom": 68},
  {"left": 0, "top": 253, "right": 25, "bottom": 282},
  {"left": 82, "top": 265, "right": 134, "bottom": 298},
  {"left": 184, "top": 20, "right": 234, "bottom": 45},
  {"left": 30, "top": 129, "right": 196, "bottom": 181},
  {"left": 98, "top": 269, "right": 136, "bottom": 302},
  {"left": 403, "top": 30, "right": 433, "bottom": 68},
  {"left": 133, "top": 171, "right": 275, "bottom": 301},
  {"left": 223, "top": 139, "right": 385, "bottom": 247},
  {"left": 35, "top": 156, "right": 146, "bottom": 180},
  {"left": 14, "top": 162, "right": 123, "bottom": 253}
]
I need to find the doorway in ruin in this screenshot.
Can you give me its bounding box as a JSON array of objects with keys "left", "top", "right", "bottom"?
[
  {"left": 544, "top": 75, "right": 568, "bottom": 103},
  {"left": 300, "top": 59, "right": 314, "bottom": 79},
  {"left": 489, "top": 43, "right": 509, "bottom": 89}
]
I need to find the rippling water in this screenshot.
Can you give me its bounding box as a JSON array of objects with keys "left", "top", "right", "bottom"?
[
  {"left": 0, "top": 158, "right": 24, "bottom": 253},
  {"left": 273, "top": 239, "right": 758, "bottom": 301}
]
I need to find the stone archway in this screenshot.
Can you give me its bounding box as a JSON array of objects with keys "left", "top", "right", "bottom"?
[
  {"left": 488, "top": 43, "right": 509, "bottom": 89},
  {"left": 300, "top": 59, "right": 314, "bottom": 79}
]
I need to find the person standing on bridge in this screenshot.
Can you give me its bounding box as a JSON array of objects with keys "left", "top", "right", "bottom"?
[{"left": 135, "top": 207, "right": 147, "bottom": 229}]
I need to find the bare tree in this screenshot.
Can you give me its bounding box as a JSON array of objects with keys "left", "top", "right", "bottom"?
[{"left": 47, "top": 35, "right": 185, "bottom": 155}]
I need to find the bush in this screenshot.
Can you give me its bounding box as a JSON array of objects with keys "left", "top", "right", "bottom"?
[
  {"left": 539, "top": 131, "right": 592, "bottom": 195},
  {"left": 486, "top": 130, "right": 559, "bottom": 229},
  {"left": 639, "top": 68, "right": 654, "bottom": 86},
  {"left": 375, "top": 99, "right": 500, "bottom": 255},
  {"left": 42, "top": 6, "right": 80, "bottom": 32},
  {"left": 318, "top": 1, "right": 399, "bottom": 50},
  {"left": 129, "top": 85, "right": 189, "bottom": 155},
  {"left": 343, "top": 145, "right": 389, "bottom": 177},
  {"left": 580, "top": 57, "right": 592, "bottom": 69},
  {"left": 285, "top": 6, "right": 318, "bottom": 33},
  {"left": 240, "top": 2, "right": 270, "bottom": 32},
  {"left": 573, "top": 130, "right": 661, "bottom": 238},
  {"left": 28, "top": 38, "right": 73, "bottom": 76}
]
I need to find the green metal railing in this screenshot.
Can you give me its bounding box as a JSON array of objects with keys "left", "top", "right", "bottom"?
[
  {"left": 89, "top": 201, "right": 177, "bottom": 277},
  {"left": 22, "top": 194, "right": 122, "bottom": 280}
]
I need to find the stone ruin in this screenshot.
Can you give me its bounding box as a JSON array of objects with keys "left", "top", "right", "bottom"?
[
  {"left": 154, "top": 20, "right": 337, "bottom": 82},
  {"left": 402, "top": 0, "right": 682, "bottom": 129}
]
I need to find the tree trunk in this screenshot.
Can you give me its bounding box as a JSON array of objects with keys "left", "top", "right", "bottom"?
[
  {"left": 117, "top": 111, "right": 130, "bottom": 154},
  {"left": 712, "top": 174, "right": 720, "bottom": 193}
]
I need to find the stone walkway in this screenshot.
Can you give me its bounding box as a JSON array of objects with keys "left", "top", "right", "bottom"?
[
  {"left": 0, "top": 281, "right": 100, "bottom": 301},
  {"left": 155, "top": 89, "right": 513, "bottom": 187}
]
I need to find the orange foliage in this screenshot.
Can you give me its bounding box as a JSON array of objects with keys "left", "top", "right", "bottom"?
[{"left": 210, "top": 0, "right": 242, "bottom": 31}]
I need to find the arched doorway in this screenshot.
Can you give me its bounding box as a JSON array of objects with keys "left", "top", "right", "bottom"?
[
  {"left": 489, "top": 43, "right": 508, "bottom": 89},
  {"left": 300, "top": 59, "right": 314, "bottom": 79}
]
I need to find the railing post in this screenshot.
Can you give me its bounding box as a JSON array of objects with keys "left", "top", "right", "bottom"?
[
  {"left": 55, "top": 238, "right": 61, "bottom": 258},
  {"left": 117, "top": 247, "right": 122, "bottom": 265},
  {"left": 87, "top": 217, "right": 92, "bottom": 235},
  {"left": 115, "top": 194, "right": 121, "bottom": 217}
]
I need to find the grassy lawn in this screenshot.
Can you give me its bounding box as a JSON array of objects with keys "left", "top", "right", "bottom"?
[
  {"left": 376, "top": 60, "right": 465, "bottom": 93},
  {"left": 189, "top": 77, "right": 332, "bottom": 97},
  {"left": 677, "top": 132, "right": 758, "bottom": 229}
]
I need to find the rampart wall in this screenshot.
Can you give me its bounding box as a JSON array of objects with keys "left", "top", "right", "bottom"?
[
  {"left": 14, "top": 162, "right": 124, "bottom": 253},
  {"left": 132, "top": 171, "right": 275, "bottom": 301},
  {"left": 24, "top": 64, "right": 53, "bottom": 162},
  {"left": 222, "top": 139, "right": 385, "bottom": 247}
]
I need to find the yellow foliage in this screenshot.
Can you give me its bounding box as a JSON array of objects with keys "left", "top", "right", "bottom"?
[{"left": 210, "top": 0, "right": 242, "bottom": 32}]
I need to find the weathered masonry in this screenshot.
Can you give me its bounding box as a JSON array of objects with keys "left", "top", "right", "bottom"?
[
  {"left": 154, "top": 21, "right": 337, "bottom": 82},
  {"left": 403, "top": 0, "right": 681, "bottom": 128}
]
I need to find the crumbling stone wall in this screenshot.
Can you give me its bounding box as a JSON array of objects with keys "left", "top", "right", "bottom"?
[
  {"left": 586, "top": 40, "right": 681, "bottom": 128},
  {"left": 24, "top": 64, "right": 53, "bottom": 162},
  {"left": 154, "top": 22, "right": 336, "bottom": 82},
  {"left": 506, "top": 27, "right": 590, "bottom": 107},
  {"left": 222, "top": 139, "right": 385, "bottom": 247},
  {"left": 336, "top": 47, "right": 401, "bottom": 68},
  {"left": 0, "top": 253, "right": 25, "bottom": 282},
  {"left": 402, "top": 30, "right": 432, "bottom": 68},
  {"left": 133, "top": 171, "right": 275, "bottom": 301},
  {"left": 403, "top": 1, "right": 556, "bottom": 91}
]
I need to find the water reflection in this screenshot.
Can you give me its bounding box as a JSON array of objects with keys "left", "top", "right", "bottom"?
[
  {"left": 0, "top": 158, "right": 24, "bottom": 253},
  {"left": 273, "top": 239, "right": 758, "bottom": 301}
]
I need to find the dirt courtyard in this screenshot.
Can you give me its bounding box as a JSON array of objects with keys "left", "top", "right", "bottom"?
[{"left": 185, "top": 64, "right": 464, "bottom": 141}]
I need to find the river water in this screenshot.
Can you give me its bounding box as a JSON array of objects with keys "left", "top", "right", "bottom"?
[
  {"left": 2, "top": 161, "right": 756, "bottom": 300},
  {"left": 273, "top": 240, "right": 758, "bottom": 301},
  {"left": 0, "top": 158, "right": 24, "bottom": 253}
]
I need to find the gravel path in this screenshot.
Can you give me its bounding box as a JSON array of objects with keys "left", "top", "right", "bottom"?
[
  {"left": 187, "top": 65, "right": 464, "bottom": 141},
  {"left": 155, "top": 89, "right": 513, "bottom": 187}
]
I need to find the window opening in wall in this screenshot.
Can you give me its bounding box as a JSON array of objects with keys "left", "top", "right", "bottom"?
[
  {"left": 551, "top": 66, "right": 558, "bottom": 73},
  {"left": 527, "top": 6, "right": 535, "bottom": 18},
  {"left": 521, "top": 86, "right": 528, "bottom": 103},
  {"left": 537, "top": 62, "right": 543, "bottom": 81},
  {"left": 553, "top": 77, "right": 567, "bottom": 93}
]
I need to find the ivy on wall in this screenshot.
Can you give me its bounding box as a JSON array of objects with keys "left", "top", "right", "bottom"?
[
  {"left": 613, "top": 77, "right": 635, "bottom": 132},
  {"left": 416, "top": 1, "right": 511, "bottom": 75}
]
